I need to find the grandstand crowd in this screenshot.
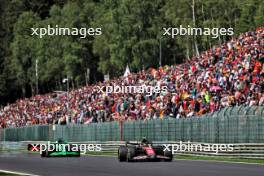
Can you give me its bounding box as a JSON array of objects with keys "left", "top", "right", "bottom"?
[{"left": 0, "top": 28, "right": 263, "bottom": 128}]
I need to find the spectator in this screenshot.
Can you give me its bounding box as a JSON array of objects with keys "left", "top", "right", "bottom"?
[{"left": 0, "top": 28, "right": 263, "bottom": 128}]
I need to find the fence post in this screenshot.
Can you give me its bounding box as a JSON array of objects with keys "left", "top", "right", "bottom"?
[
  {"left": 49, "top": 125, "right": 54, "bottom": 141},
  {"left": 0, "top": 128, "right": 2, "bottom": 141},
  {"left": 119, "top": 121, "right": 123, "bottom": 141}
]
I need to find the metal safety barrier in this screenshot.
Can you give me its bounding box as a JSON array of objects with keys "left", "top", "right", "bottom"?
[{"left": 1, "top": 141, "right": 264, "bottom": 159}]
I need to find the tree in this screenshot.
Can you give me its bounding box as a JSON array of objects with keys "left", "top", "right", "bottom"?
[
  {"left": 0, "top": 0, "right": 263, "bottom": 105},
  {"left": 11, "top": 11, "right": 41, "bottom": 97}
]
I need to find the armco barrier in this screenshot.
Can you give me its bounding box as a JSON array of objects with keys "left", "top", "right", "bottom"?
[
  {"left": 0, "top": 106, "right": 264, "bottom": 143},
  {"left": 1, "top": 141, "right": 264, "bottom": 159},
  {"left": 99, "top": 142, "right": 264, "bottom": 158},
  {"left": 73, "top": 141, "right": 264, "bottom": 159}
]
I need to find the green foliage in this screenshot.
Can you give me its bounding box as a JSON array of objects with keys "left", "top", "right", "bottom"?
[{"left": 0, "top": 0, "right": 263, "bottom": 104}]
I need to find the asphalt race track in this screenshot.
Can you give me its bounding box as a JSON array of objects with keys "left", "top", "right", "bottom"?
[{"left": 0, "top": 153, "right": 263, "bottom": 176}]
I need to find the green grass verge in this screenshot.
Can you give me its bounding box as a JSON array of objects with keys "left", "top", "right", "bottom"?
[
  {"left": 85, "top": 151, "right": 264, "bottom": 164},
  {"left": 84, "top": 151, "right": 117, "bottom": 156},
  {"left": 173, "top": 155, "right": 264, "bottom": 164}
]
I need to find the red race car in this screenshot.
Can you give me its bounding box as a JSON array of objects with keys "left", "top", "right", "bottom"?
[{"left": 118, "top": 138, "right": 173, "bottom": 162}]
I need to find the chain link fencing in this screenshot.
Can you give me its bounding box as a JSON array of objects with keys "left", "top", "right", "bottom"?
[{"left": 1, "top": 106, "right": 263, "bottom": 143}]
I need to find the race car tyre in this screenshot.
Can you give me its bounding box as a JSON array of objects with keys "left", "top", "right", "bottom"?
[
  {"left": 77, "top": 151, "right": 81, "bottom": 157},
  {"left": 41, "top": 150, "right": 48, "bottom": 157},
  {"left": 118, "top": 146, "right": 128, "bottom": 162},
  {"left": 153, "top": 146, "right": 163, "bottom": 155},
  {"left": 163, "top": 149, "right": 173, "bottom": 162},
  {"left": 127, "top": 146, "right": 136, "bottom": 162}
]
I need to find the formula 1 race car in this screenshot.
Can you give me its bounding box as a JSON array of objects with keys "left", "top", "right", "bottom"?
[
  {"left": 118, "top": 138, "right": 173, "bottom": 162},
  {"left": 28, "top": 139, "right": 81, "bottom": 157}
]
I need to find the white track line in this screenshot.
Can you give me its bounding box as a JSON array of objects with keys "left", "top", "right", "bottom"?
[{"left": 0, "top": 169, "right": 39, "bottom": 176}]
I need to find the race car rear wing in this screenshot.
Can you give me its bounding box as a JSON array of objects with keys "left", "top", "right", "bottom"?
[
  {"left": 125, "top": 141, "right": 140, "bottom": 146},
  {"left": 125, "top": 141, "right": 153, "bottom": 146}
]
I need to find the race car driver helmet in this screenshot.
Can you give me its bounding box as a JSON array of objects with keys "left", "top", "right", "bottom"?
[
  {"left": 141, "top": 137, "right": 148, "bottom": 145},
  {"left": 57, "top": 138, "right": 64, "bottom": 144}
]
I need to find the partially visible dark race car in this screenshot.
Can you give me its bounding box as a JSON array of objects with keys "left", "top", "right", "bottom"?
[
  {"left": 118, "top": 139, "right": 173, "bottom": 162},
  {"left": 28, "top": 139, "right": 81, "bottom": 157}
]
